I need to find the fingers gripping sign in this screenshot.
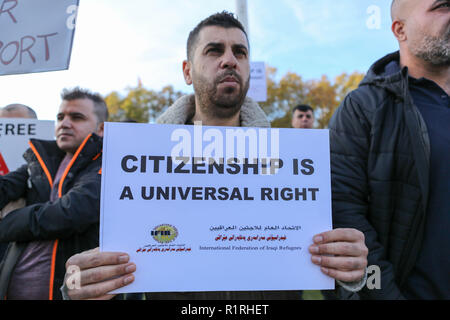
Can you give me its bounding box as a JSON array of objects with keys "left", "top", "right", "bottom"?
[
  {"left": 309, "top": 228, "right": 368, "bottom": 283},
  {"left": 64, "top": 247, "right": 137, "bottom": 300}
]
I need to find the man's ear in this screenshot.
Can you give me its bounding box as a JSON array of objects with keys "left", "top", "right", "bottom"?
[
  {"left": 392, "top": 20, "right": 407, "bottom": 42},
  {"left": 183, "top": 60, "right": 193, "bottom": 85},
  {"left": 96, "top": 122, "right": 104, "bottom": 137}
]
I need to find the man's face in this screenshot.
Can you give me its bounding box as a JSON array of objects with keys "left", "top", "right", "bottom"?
[
  {"left": 405, "top": 0, "right": 450, "bottom": 65},
  {"left": 55, "top": 98, "right": 103, "bottom": 155},
  {"left": 184, "top": 26, "right": 250, "bottom": 119},
  {"left": 292, "top": 110, "right": 314, "bottom": 129}
]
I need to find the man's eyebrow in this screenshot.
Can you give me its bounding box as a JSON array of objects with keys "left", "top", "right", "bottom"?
[
  {"left": 203, "top": 42, "right": 248, "bottom": 51},
  {"left": 204, "top": 42, "right": 225, "bottom": 50},
  {"left": 57, "top": 112, "right": 87, "bottom": 118}
]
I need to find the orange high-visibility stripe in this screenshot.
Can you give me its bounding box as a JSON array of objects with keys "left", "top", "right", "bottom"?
[
  {"left": 92, "top": 153, "right": 101, "bottom": 161},
  {"left": 49, "top": 134, "right": 92, "bottom": 300},
  {"left": 29, "top": 140, "right": 56, "bottom": 300},
  {"left": 58, "top": 134, "right": 92, "bottom": 198},
  {"left": 48, "top": 239, "right": 59, "bottom": 300},
  {"left": 28, "top": 141, "right": 53, "bottom": 188}
]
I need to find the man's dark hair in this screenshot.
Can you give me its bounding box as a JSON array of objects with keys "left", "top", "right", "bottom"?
[
  {"left": 186, "top": 11, "right": 249, "bottom": 61},
  {"left": 3, "top": 104, "right": 37, "bottom": 119},
  {"left": 292, "top": 104, "right": 314, "bottom": 114},
  {"left": 61, "top": 87, "right": 109, "bottom": 123}
]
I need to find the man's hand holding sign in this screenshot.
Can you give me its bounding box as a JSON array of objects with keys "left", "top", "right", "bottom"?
[{"left": 65, "top": 230, "right": 366, "bottom": 300}]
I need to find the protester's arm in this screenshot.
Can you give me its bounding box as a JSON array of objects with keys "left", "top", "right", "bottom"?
[
  {"left": 0, "top": 164, "right": 29, "bottom": 210},
  {"left": 328, "top": 94, "right": 405, "bottom": 299},
  {"left": 63, "top": 247, "right": 136, "bottom": 300},
  {"left": 0, "top": 165, "right": 101, "bottom": 242}
]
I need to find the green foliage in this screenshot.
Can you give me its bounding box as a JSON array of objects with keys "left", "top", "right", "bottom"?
[
  {"left": 106, "top": 83, "right": 184, "bottom": 123},
  {"left": 302, "top": 290, "right": 325, "bottom": 300}
]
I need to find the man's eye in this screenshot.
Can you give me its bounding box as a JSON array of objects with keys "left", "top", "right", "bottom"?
[
  {"left": 436, "top": 2, "right": 450, "bottom": 9},
  {"left": 207, "top": 48, "right": 220, "bottom": 54}
]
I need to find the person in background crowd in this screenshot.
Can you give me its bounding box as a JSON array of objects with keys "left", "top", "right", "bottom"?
[
  {"left": 0, "top": 104, "right": 38, "bottom": 264},
  {"left": 0, "top": 104, "right": 37, "bottom": 119},
  {"left": 291, "top": 104, "right": 315, "bottom": 129}
]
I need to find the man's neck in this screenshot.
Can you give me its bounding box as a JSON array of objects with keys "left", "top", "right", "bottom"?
[
  {"left": 192, "top": 100, "right": 241, "bottom": 127},
  {"left": 64, "top": 152, "right": 74, "bottom": 159},
  {"left": 400, "top": 52, "right": 450, "bottom": 95}
]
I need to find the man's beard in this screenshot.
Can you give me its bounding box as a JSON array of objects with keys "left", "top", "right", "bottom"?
[
  {"left": 193, "top": 70, "right": 250, "bottom": 120},
  {"left": 410, "top": 27, "right": 450, "bottom": 66}
]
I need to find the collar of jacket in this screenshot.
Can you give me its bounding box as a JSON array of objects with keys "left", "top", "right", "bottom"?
[
  {"left": 359, "top": 51, "right": 412, "bottom": 100},
  {"left": 156, "top": 94, "right": 271, "bottom": 128},
  {"left": 23, "top": 133, "right": 103, "bottom": 177}
]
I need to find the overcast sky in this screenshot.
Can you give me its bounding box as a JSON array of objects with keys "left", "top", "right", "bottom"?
[{"left": 0, "top": 0, "right": 397, "bottom": 121}]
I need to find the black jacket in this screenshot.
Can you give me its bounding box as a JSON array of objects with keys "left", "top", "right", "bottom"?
[
  {"left": 0, "top": 133, "right": 103, "bottom": 300},
  {"left": 329, "top": 52, "right": 430, "bottom": 299}
]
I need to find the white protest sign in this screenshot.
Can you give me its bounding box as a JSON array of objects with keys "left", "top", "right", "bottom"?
[
  {"left": 100, "top": 123, "right": 334, "bottom": 293},
  {"left": 0, "top": 0, "right": 79, "bottom": 76},
  {"left": 0, "top": 119, "right": 54, "bottom": 174},
  {"left": 247, "top": 61, "right": 267, "bottom": 102}
]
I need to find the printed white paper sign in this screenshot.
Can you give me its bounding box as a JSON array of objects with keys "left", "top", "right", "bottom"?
[{"left": 100, "top": 122, "right": 334, "bottom": 293}]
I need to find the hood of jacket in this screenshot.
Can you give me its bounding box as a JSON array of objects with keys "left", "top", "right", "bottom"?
[
  {"left": 359, "top": 51, "right": 410, "bottom": 99},
  {"left": 156, "top": 94, "right": 270, "bottom": 128}
]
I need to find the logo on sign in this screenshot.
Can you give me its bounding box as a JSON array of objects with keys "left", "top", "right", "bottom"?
[{"left": 151, "top": 224, "right": 178, "bottom": 244}]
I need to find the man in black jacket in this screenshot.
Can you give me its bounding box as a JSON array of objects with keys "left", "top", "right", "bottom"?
[
  {"left": 0, "top": 104, "right": 37, "bottom": 264},
  {"left": 330, "top": 0, "right": 449, "bottom": 299},
  {"left": 0, "top": 88, "right": 108, "bottom": 300}
]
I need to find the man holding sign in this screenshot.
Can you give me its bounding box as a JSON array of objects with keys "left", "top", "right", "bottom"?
[
  {"left": 0, "top": 88, "right": 107, "bottom": 300},
  {"left": 64, "top": 12, "right": 368, "bottom": 300}
]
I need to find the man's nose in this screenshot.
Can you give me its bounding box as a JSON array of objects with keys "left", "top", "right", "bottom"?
[
  {"left": 59, "top": 117, "right": 72, "bottom": 128},
  {"left": 220, "top": 49, "right": 238, "bottom": 69}
]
